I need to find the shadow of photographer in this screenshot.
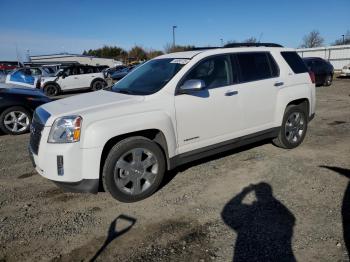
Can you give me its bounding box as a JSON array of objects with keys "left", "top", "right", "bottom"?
[
  {"left": 320, "top": 165, "right": 350, "bottom": 259},
  {"left": 221, "top": 182, "right": 296, "bottom": 262}
]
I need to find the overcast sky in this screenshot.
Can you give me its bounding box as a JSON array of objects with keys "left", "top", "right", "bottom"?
[{"left": 1, "top": 0, "right": 349, "bottom": 60}]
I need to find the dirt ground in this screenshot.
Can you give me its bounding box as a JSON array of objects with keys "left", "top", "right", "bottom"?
[{"left": 0, "top": 78, "right": 350, "bottom": 262}]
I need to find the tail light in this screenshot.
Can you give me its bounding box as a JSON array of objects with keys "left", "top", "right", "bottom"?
[{"left": 308, "top": 71, "right": 315, "bottom": 84}]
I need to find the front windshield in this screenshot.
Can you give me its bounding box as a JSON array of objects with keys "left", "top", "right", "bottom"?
[{"left": 111, "top": 58, "right": 188, "bottom": 95}]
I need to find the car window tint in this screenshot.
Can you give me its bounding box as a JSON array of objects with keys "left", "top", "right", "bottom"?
[
  {"left": 281, "top": 52, "right": 308, "bottom": 74},
  {"left": 236, "top": 52, "right": 272, "bottom": 82},
  {"left": 30, "top": 68, "right": 41, "bottom": 75},
  {"left": 71, "top": 67, "right": 79, "bottom": 75},
  {"left": 184, "top": 55, "right": 230, "bottom": 89},
  {"left": 229, "top": 55, "right": 240, "bottom": 84},
  {"left": 267, "top": 53, "right": 279, "bottom": 77},
  {"left": 64, "top": 68, "right": 72, "bottom": 75}
]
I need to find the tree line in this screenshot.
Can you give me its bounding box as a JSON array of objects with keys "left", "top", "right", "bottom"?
[{"left": 83, "top": 30, "right": 350, "bottom": 62}]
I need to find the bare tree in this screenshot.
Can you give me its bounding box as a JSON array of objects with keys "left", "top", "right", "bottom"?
[
  {"left": 332, "top": 30, "right": 350, "bottom": 46},
  {"left": 146, "top": 49, "right": 164, "bottom": 59},
  {"left": 300, "top": 30, "right": 324, "bottom": 48},
  {"left": 164, "top": 43, "right": 195, "bottom": 53},
  {"left": 243, "top": 37, "right": 258, "bottom": 43}
]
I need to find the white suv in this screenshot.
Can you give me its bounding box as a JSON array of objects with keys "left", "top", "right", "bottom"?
[
  {"left": 29, "top": 44, "right": 316, "bottom": 202},
  {"left": 40, "top": 65, "right": 107, "bottom": 96}
]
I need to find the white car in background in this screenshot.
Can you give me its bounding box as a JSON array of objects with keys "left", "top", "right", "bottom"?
[
  {"left": 340, "top": 64, "right": 350, "bottom": 77},
  {"left": 40, "top": 65, "right": 107, "bottom": 96}
]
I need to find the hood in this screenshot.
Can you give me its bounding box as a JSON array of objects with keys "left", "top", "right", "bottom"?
[{"left": 40, "top": 90, "right": 144, "bottom": 124}]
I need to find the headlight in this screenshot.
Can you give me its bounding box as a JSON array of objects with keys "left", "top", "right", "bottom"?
[{"left": 48, "top": 116, "right": 82, "bottom": 143}]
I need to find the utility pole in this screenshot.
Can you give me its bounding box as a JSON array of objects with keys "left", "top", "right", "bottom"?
[
  {"left": 172, "top": 26, "right": 177, "bottom": 48},
  {"left": 220, "top": 38, "right": 224, "bottom": 46},
  {"left": 342, "top": 35, "right": 345, "bottom": 45}
]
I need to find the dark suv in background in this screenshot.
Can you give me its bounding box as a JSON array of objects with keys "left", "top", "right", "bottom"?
[{"left": 302, "top": 57, "right": 334, "bottom": 86}]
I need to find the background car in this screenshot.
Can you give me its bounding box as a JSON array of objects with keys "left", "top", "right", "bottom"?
[
  {"left": 110, "top": 64, "right": 142, "bottom": 81},
  {"left": 5, "top": 68, "right": 41, "bottom": 88},
  {"left": 303, "top": 57, "right": 334, "bottom": 86},
  {"left": 340, "top": 64, "right": 350, "bottom": 77},
  {"left": 0, "top": 70, "right": 7, "bottom": 83},
  {"left": 0, "top": 83, "right": 51, "bottom": 135},
  {"left": 104, "top": 65, "right": 127, "bottom": 78},
  {"left": 40, "top": 65, "right": 107, "bottom": 96}
]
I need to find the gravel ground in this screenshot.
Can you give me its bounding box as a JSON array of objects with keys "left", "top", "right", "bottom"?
[{"left": 0, "top": 78, "right": 350, "bottom": 261}]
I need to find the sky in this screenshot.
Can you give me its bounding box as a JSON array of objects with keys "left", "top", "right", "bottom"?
[{"left": 0, "top": 0, "right": 349, "bottom": 60}]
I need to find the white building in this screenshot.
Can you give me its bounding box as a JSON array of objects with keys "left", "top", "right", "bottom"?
[
  {"left": 297, "top": 45, "right": 350, "bottom": 70},
  {"left": 29, "top": 53, "right": 123, "bottom": 67}
]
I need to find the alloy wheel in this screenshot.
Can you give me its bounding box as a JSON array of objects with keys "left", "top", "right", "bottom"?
[
  {"left": 285, "top": 112, "right": 305, "bottom": 143},
  {"left": 113, "top": 148, "right": 159, "bottom": 195},
  {"left": 3, "top": 111, "right": 30, "bottom": 133}
]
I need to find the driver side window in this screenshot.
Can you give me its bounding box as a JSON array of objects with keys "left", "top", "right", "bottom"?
[{"left": 183, "top": 55, "right": 230, "bottom": 89}]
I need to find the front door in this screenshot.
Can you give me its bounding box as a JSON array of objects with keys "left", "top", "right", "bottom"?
[{"left": 174, "top": 55, "right": 241, "bottom": 154}]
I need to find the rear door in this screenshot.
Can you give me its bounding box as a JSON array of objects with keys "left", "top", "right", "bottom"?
[{"left": 232, "top": 52, "right": 280, "bottom": 133}]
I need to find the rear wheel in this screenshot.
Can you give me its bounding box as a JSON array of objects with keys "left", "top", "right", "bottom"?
[
  {"left": 273, "top": 104, "right": 308, "bottom": 149},
  {"left": 102, "top": 137, "right": 166, "bottom": 202},
  {"left": 324, "top": 74, "right": 333, "bottom": 86},
  {"left": 43, "top": 84, "right": 59, "bottom": 97},
  {"left": 0, "top": 106, "right": 31, "bottom": 135}
]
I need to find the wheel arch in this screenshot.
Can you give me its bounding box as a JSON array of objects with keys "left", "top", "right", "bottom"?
[
  {"left": 90, "top": 78, "right": 107, "bottom": 88},
  {"left": 98, "top": 129, "right": 170, "bottom": 190},
  {"left": 42, "top": 81, "right": 61, "bottom": 92}
]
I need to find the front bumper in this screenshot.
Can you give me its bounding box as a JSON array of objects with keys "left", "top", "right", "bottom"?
[
  {"left": 29, "top": 146, "right": 100, "bottom": 193},
  {"left": 28, "top": 125, "right": 103, "bottom": 193}
]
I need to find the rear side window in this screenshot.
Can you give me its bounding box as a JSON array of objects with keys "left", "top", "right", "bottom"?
[
  {"left": 236, "top": 52, "right": 273, "bottom": 82},
  {"left": 267, "top": 53, "right": 279, "bottom": 77},
  {"left": 281, "top": 52, "right": 308, "bottom": 74}
]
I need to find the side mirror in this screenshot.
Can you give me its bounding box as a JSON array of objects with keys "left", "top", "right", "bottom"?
[
  {"left": 61, "top": 72, "right": 67, "bottom": 79},
  {"left": 179, "top": 79, "right": 206, "bottom": 93}
]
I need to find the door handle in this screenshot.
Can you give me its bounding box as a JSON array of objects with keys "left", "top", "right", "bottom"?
[
  {"left": 74, "top": 77, "right": 78, "bottom": 79},
  {"left": 225, "top": 90, "right": 238, "bottom": 96},
  {"left": 274, "top": 81, "right": 284, "bottom": 87}
]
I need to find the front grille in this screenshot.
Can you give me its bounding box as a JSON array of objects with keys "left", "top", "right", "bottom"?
[{"left": 29, "top": 118, "right": 44, "bottom": 155}]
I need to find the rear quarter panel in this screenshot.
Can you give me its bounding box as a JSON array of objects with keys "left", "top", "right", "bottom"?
[{"left": 271, "top": 50, "right": 315, "bottom": 126}]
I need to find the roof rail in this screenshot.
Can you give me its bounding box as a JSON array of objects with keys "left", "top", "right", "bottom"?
[
  {"left": 224, "top": 43, "right": 283, "bottom": 48},
  {"left": 191, "top": 47, "right": 221, "bottom": 51}
]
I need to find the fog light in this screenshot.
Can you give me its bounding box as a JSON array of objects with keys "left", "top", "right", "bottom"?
[{"left": 57, "top": 155, "right": 64, "bottom": 176}]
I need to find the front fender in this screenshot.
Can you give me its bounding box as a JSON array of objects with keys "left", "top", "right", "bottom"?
[{"left": 80, "top": 111, "right": 177, "bottom": 157}]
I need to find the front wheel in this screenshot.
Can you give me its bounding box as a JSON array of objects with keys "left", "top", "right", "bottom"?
[
  {"left": 43, "top": 84, "right": 59, "bottom": 97},
  {"left": 324, "top": 74, "right": 333, "bottom": 86},
  {"left": 91, "top": 80, "right": 106, "bottom": 91},
  {"left": 0, "top": 107, "right": 32, "bottom": 135},
  {"left": 102, "top": 137, "right": 166, "bottom": 202},
  {"left": 273, "top": 104, "right": 308, "bottom": 149}
]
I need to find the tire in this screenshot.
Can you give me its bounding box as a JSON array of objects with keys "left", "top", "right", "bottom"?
[
  {"left": 273, "top": 104, "right": 308, "bottom": 149},
  {"left": 0, "top": 106, "right": 32, "bottom": 135},
  {"left": 91, "top": 79, "right": 106, "bottom": 91},
  {"left": 43, "top": 84, "right": 59, "bottom": 97},
  {"left": 324, "top": 74, "right": 333, "bottom": 86},
  {"left": 102, "top": 136, "right": 166, "bottom": 202}
]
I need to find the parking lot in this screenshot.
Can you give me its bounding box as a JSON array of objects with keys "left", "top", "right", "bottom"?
[{"left": 0, "top": 78, "right": 349, "bottom": 261}]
